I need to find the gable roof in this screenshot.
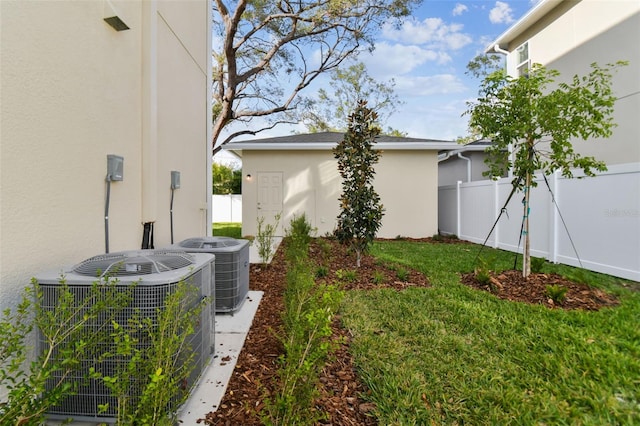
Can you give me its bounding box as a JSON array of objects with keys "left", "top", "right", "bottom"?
[{"left": 223, "top": 131, "right": 459, "bottom": 154}]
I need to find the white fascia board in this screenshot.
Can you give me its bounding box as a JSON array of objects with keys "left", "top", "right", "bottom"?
[
  {"left": 222, "top": 142, "right": 460, "bottom": 151},
  {"left": 485, "top": 0, "right": 562, "bottom": 53}
]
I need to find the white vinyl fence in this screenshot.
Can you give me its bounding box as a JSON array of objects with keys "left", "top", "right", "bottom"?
[
  {"left": 438, "top": 163, "right": 640, "bottom": 281},
  {"left": 212, "top": 194, "right": 242, "bottom": 223}
]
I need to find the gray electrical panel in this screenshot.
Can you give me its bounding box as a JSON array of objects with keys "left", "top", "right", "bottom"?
[
  {"left": 107, "top": 155, "right": 124, "bottom": 181},
  {"left": 171, "top": 171, "right": 181, "bottom": 189}
]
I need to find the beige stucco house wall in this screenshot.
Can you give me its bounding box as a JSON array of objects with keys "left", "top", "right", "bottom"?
[
  {"left": 0, "top": 0, "right": 212, "bottom": 310},
  {"left": 225, "top": 133, "right": 457, "bottom": 239},
  {"left": 488, "top": 0, "right": 640, "bottom": 165}
]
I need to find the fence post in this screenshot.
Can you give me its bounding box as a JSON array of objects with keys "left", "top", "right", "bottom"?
[
  {"left": 456, "top": 180, "right": 462, "bottom": 238},
  {"left": 549, "top": 170, "right": 559, "bottom": 263},
  {"left": 493, "top": 179, "right": 500, "bottom": 248}
]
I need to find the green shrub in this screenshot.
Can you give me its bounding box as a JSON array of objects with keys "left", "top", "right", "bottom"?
[
  {"left": 336, "top": 269, "right": 357, "bottom": 282},
  {"left": 474, "top": 255, "right": 496, "bottom": 285},
  {"left": 262, "top": 230, "right": 343, "bottom": 425},
  {"left": 373, "top": 271, "right": 386, "bottom": 285},
  {"left": 531, "top": 257, "right": 546, "bottom": 273},
  {"left": 315, "top": 265, "right": 329, "bottom": 278},
  {"left": 0, "top": 279, "right": 132, "bottom": 425},
  {"left": 93, "top": 280, "right": 207, "bottom": 425},
  {"left": 546, "top": 284, "right": 568, "bottom": 304},
  {"left": 286, "top": 213, "right": 315, "bottom": 246},
  {"left": 257, "top": 213, "right": 281, "bottom": 265},
  {"left": 396, "top": 268, "right": 410, "bottom": 282}
]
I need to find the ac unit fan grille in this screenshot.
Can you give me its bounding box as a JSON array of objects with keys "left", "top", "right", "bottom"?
[
  {"left": 73, "top": 251, "right": 194, "bottom": 277},
  {"left": 179, "top": 237, "right": 240, "bottom": 249}
]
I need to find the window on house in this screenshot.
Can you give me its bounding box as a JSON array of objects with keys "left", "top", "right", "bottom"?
[{"left": 516, "top": 42, "right": 530, "bottom": 77}]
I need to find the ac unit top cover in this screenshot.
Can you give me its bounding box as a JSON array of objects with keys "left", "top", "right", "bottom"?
[
  {"left": 172, "top": 236, "right": 249, "bottom": 253},
  {"left": 35, "top": 250, "right": 215, "bottom": 285}
]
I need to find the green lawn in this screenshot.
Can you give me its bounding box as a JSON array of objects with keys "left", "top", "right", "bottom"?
[
  {"left": 340, "top": 240, "right": 640, "bottom": 425},
  {"left": 212, "top": 222, "right": 242, "bottom": 239}
]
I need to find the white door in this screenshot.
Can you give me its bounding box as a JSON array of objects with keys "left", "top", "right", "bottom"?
[{"left": 257, "top": 172, "right": 283, "bottom": 235}]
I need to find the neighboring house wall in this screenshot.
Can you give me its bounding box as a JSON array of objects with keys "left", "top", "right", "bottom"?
[
  {"left": 438, "top": 151, "right": 492, "bottom": 186},
  {"left": 440, "top": 0, "right": 640, "bottom": 280},
  {"left": 241, "top": 149, "right": 440, "bottom": 239},
  {"left": 503, "top": 0, "right": 640, "bottom": 165},
  {"left": 0, "top": 0, "right": 211, "bottom": 310}
]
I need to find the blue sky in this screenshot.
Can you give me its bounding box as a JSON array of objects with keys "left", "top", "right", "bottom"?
[
  {"left": 217, "top": 0, "right": 539, "bottom": 162},
  {"left": 362, "top": 0, "right": 538, "bottom": 140}
]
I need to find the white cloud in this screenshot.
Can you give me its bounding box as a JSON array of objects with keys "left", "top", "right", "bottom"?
[
  {"left": 394, "top": 74, "right": 467, "bottom": 97},
  {"left": 388, "top": 98, "right": 470, "bottom": 140},
  {"left": 489, "top": 1, "right": 515, "bottom": 24},
  {"left": 452, "top": 3, "right": 468, "bottom": 16},
  {"left": 381, "top": 17, "right": 472, "bottom": 50},
  {"left": 364, "top": 42, "right": 452, "bottom": 78}
]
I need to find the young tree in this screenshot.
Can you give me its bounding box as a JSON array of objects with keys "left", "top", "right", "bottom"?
[
  {"left": 333, "top": 100, "right": 384, "bottom": 267},
  {"left": 301, "top": 61, "right": 404, "bottom": 135},
  {"left": 211, "top": 0, "right": 419, "bottom": 154},
  {"left": 464, "top": 58, "right": 627, "bottom": 278}
]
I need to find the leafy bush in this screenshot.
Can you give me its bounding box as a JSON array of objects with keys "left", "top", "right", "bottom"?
[
  {"left": 315, "top": 265, "right": 329, "bottom": 278},
  {"left": 546, "top": 284, "right": 568, "bottom": 304},
  {"left": 373, "top": 271, "right": 386, "bottom": 285},
  {"left": 262, "top": 219, "right": 344, "bottom": 425},
  {"left": 286, "top": 213, "right": 315, "bottom": 247},
  {"left": 1, "top": 279, "right": 132, "bottom": 425},
  {"left": 93, "top": 280, "right": 207, "bottom": 425},
  {"left": 396, "top": 268, "right": 409, "bottom": 282},
  {"left": 335, "top": 269, "right": 357, "bottom": 282},
  {"left": 474, "top": 255, "right": 496, "bottom": 285},
  {"left": 531, "top": 257, "right": 546, "bottom": 273},
  {"left": 257, "top": 213, "right": 281, "bottom": 265}
]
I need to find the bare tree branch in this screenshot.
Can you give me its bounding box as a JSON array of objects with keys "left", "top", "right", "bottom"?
[{"left": 211, "top": 0, "right": 420, "bottom": 153}]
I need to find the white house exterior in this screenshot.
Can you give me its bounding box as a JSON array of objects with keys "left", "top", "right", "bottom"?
[
  {"left": 487, "top": 0, "right": 639, "bottom": 165},
  {"left": 224, "top": 132, "right": 458, "bottom": 239},
  {"left": 438, "top": 0, "right": 640, "bottom": 281},
  {"left": 0, "top": 1, "right": 213, "bottom": 310}
]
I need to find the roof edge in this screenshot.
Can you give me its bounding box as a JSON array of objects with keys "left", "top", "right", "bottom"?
[
  {"left": 222, "top": 141, "right": 461, "bottom": 151},
  {"left": 485, "top": 0, "right": 562, "bottom": 53}
]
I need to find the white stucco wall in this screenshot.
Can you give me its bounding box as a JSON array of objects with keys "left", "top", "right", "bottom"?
[
  {"left": 241, "top": 149, "right": 439, "bottom": 239},
  {"left": 0, "top": 0, "right": 211, "bottom": 310}
]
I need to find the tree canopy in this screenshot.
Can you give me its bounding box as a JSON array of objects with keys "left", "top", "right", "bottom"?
[
  {"left": 212, "top": 162, "right": 242, "bottom": 194},
  {"left": 212, "top": 0, "right": 419, "bottom": 154},
  {"left": 301, "top": 61, "right": 404, "bottom": 135},
  {"left": 464, "top": 57, "right": 627, "bottom": 277}
]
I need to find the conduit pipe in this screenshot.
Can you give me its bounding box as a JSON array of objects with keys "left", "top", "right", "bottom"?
[{"left": 141, "top": 0, "right": 158, "bottom": 224}]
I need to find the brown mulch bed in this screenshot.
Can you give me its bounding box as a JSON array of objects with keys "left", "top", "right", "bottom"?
[
  {"left": 460, "top": 270, "right": 619, "bottom": 310},
  {"left": 202, "top": 238, "right": 619, "bottom": 425}
]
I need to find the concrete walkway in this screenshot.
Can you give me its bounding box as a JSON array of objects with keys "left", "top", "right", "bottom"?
[
  {"left": 176, "top": 290, "right": 263, "bottom": 423},
  {"left": 176, "top": 237, "right": 282, "bottom": 423}
]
